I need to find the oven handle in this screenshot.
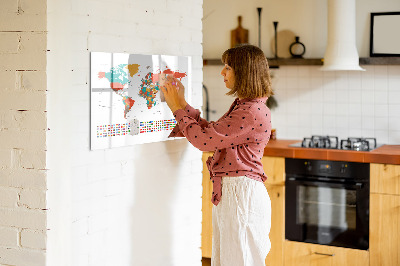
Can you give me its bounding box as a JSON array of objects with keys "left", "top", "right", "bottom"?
[{"left": 286, "top": 177, "right": 364, "bottom": 189}]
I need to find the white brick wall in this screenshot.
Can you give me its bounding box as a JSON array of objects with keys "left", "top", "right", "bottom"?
[
  {"left": 0, "top": 0, "right": 48, "bottom": 265},
  {"left": 47, "top": 1, "right": 203, "bottom": 266}
]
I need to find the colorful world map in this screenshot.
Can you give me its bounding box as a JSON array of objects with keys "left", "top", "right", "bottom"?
[{"left": 98, "top": 64, "right": 187, "bottom": 117}]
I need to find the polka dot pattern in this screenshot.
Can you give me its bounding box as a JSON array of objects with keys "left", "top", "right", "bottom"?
[{"left": 169, "top": 97, "right": 272, "bottom": 206}]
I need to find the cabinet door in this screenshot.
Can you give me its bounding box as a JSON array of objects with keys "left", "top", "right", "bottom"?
[
  {"left": 284, "top": 241, "right": 369, "bottom": 266},
  {"left": 262, "top": 156, "right": 285, "bottom": 185},
  {"left": 202, "top": 152, "right": 213, "bottom": 258},
  {"left": 370, "top": 193, "right": 400, "bottom": 266},
  {"left": 264, "top": 184, "right": 284, "bottom": 266},
  {"left": 370, "top": 163, "right": 400, "bottom": 195}
]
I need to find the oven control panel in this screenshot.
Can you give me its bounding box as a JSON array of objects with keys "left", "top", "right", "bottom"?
[{"left": 286, "top": 158, "right": 369, "bottom": 180}]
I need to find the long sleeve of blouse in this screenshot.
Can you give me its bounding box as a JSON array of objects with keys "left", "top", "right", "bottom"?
[
  {"left": 168, "top": 104, "right": 210, "bottom": 138},
  {"left": 172, "top": 104, "right": 256, "bottom": 152},
  {"left": 169, "top": 98, "right": 271, "bottom": 206}
]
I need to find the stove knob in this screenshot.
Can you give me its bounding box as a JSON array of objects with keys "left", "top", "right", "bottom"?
[
  {"left": 340, "top": 164, "right": 347, "bottom": 174},
  {"left": 305, "top": 162, "right": 312, "bottom": 171}
]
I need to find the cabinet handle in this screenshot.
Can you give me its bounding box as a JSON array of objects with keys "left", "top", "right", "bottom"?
[{"left": 314, "top": 252, "right": 335, "bottom": 257}]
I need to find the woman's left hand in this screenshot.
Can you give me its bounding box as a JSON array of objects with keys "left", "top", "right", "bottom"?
[{"left": 160, "top": 76, "right": 184, "bottom": 113}]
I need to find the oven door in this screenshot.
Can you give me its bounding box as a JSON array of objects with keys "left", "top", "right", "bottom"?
[{"left": 285, "top": 177, "right": 369, "bottom": 250}]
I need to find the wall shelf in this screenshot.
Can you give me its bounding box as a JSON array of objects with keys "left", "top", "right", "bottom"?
[
  {"left": 359, "top": 57, "right": 400, "bottom": 65},
  {"left": 203, "top": 57, "right": 400, "bottom": 67}
]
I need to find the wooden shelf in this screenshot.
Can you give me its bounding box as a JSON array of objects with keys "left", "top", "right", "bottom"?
[
  {"left": 203, "top": 58, "right": 323, "bottom": 67},
  {"left": 203, "top": 57, "right": 400, "bottom": 67},
  {"left": 359, "top": 57, "right": 400, "bottom": 65},
  {"left": 268, "top": 58, "right": 322, "bottom": 67}
]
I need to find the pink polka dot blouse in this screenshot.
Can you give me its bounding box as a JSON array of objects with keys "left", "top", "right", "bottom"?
[{"left": 169, "top": 97, "right": 271, "bottom": 206}]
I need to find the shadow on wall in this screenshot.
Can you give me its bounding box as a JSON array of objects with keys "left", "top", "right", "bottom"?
[{"left": 129, "top": 139, "right": 190, "bottom": 265}]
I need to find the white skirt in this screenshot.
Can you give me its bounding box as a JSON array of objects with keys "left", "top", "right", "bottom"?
[{"left": 212, "top": 176, "right": 271, "bottom": 266}]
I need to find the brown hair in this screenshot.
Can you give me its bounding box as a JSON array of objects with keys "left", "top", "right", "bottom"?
[{"left": 221, "top": 44, "right": 273, "bottom": 99}]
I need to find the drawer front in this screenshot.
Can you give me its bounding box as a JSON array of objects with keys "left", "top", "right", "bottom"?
[{"left": 284, "top": 241, "right": 369, "bottom": 266}]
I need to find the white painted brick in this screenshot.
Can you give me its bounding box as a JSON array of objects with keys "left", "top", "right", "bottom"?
[
  {"left": 105, "top": 178, "right": 123, "bottom": 196},
  {"left": 0, "top": 150, "right": 11, "bottom": 169},
  {"left": 17, "top": 70, "right": 47, "bottom": 91},
  {"left": 0, "top": 33, "right": 47, "bottom": 71},
  {"left": 0, "top": 247, "right": 45, "bottom": 266},
  {"left": 0, "top": 129, "right": 46, "bottom": 150},
  {"left": 0, "top": 227, "right": 19, "bottom": 247},
  {"left": 191, "top": 31, "right": 203, "bottom": 44},
  {"left": 20, "top": 229, "right": 46, "bottom": 249},
  {"left": 20, "top": 150, "right": 46, "bottom": 170},
  {"left": 87, "top": 212, "right": 109, "bottom": 233},
  {"left": 87, "top": 33, "right": 125, "bottom": 54},
  {"left": 0, "top": 110, "right": 47, "bottom": 131},
  {"left": 0, "top": 187, "right": 19, "bottom": 208},
  {"left": 189, "top": 3, "right": 203, "bottom": 19},
  {"left": 19, "top": 0, "right": 47, "bottom": 15},
  {"left": 0, "top": 32, "right": 20, "bottom": 54},
  {"left": 71, "top": 166, "right": 88, "bottom": 187},
  {"left": 181, "top": 15, "right": 202, "bottom": 30},
  {"left": 192, "top": 55, "right": 203, "bottom": 67},
  {"left": 19, "top": 189, "right": 46, "bottom": 209},
  {"left": 0, "top": 90, "right": 46, "bottom": 111},
  {"left": 0, "top": 169, "right": 47, "bottom": 189},
  {"left": 0, "top": 0, "right": 18, "bottom": 13},
  {"left": 87, "top": 164, "right": 108, "bottom": 183},
  {"left": 0, "top": 71, "right": 16, "bottom": 90},
  {"left": 0, "top": 12, "right": 47, "bottom": 32},
  {"left": 120, "top": 37, "right": 153, "bottom": 55},
  {"left": 20, "top": 32, "right": 47, "bottom": 53},
  {"left": 0, "top": 208, "right": 46, "bottom": 230},
  {"left": 71, "top": 218, "right": 88, "bottom": 238},
  {"left": 181, "top": 42, "right": 202, "bottom": 56},
  {"left": 166, "top": 0, "right": 191, "bottom": 15}
]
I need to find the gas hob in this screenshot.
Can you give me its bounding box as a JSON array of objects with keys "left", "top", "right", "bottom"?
[{"left": 289, "top": 135, "right": 382, "bottom": 151}]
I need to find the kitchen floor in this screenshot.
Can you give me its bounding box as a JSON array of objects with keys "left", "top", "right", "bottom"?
[{"left": 202, "top": 257, "right": 211, "bottom": 266}]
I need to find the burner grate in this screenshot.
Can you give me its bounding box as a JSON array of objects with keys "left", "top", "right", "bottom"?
[
  {"left": 296, "top": 136, "right": 378, "bottom": 151},
  {"left": 301, "top": 135, "right": 339, "bottom": 149},
  {"left": 340, "top": 137, "right": 377, "bottom": 151}
]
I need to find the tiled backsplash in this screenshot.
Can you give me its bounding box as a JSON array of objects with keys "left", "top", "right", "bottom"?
[{"left": 203, "top": 65, "right": 400, "bottom": 144}]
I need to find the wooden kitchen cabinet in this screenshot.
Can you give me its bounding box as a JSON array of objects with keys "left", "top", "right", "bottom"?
[
  {"left": 370, "top": 163, "right": 400, "bottom": 266},
  {"left": 284, "top": 241, "right": 369, "bottom": 266},
  {"left": 262, "top": 156, "right": 285, "bottom": 266},
  {"left": 264, "top": 184, "right": 285, "bottom": 266},
  {"left": 261, "top": 156, "right": 285, "bottom": 186},
  {"left": 370, "top": 193, "right": 400, "bottom": 266},
  {"left": 370, "top": 163, "right": 400, "bottom": 195},
  {"left": 202, "top": 152, "right": 213, "bottom": 258}
]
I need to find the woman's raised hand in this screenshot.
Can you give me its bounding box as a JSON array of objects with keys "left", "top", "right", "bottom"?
[
  {"left": 160, "top": 75, "right": 185, "bottom": 113},
  {"left": 174, "top": 77, "right": 187, "bottom": 108}
]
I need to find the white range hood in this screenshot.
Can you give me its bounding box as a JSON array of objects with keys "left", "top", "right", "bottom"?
[{"left": 320, "top": 0, "right": 365, "bottom": 71}]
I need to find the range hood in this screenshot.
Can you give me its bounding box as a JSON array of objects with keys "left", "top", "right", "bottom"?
[{"left": 320, "top": 0, "right": 365, "bottom": 71}]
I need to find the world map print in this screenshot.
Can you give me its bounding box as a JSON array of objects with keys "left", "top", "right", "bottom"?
[
  {"left": 98, "top": 64, "right": 187, "bottom": 117},
  {"left": 90, "top": 52, "right": 191, "bottom": 150}
]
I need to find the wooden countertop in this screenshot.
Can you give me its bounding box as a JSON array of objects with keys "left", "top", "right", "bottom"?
[{"left": 263, "top": 139, "right": 400, "bottom": 165}]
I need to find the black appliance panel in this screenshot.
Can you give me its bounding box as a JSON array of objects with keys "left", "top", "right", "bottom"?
[{"left": 285, "top": 158, "right": 369, "bottom": 250}]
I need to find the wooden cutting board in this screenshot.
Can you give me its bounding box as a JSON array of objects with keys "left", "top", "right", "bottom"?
[{"left": 231, "top": 16, "right": 249, "bottom": 48}]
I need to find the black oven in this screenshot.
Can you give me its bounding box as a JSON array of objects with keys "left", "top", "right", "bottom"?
[{"left": 285, "top": 158, "right": 369, "bottom": 250}]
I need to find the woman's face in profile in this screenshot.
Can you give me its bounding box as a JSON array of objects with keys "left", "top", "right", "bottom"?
[{"left": 220, "top": 64, "right": 235, "bottom": 89}]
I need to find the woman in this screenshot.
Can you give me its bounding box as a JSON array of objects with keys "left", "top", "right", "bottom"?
[{"left": 161, "top": 44, "right": 273, "bottom": 266}]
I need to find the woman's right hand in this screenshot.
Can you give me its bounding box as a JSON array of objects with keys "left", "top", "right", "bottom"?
[{"left": 169, "top": 76, "right": 187, "bottom": 108}]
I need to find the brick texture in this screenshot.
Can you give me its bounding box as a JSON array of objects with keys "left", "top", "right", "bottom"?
[{"left": 0, "top": 0, "right": 47, "bottom": 264}]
